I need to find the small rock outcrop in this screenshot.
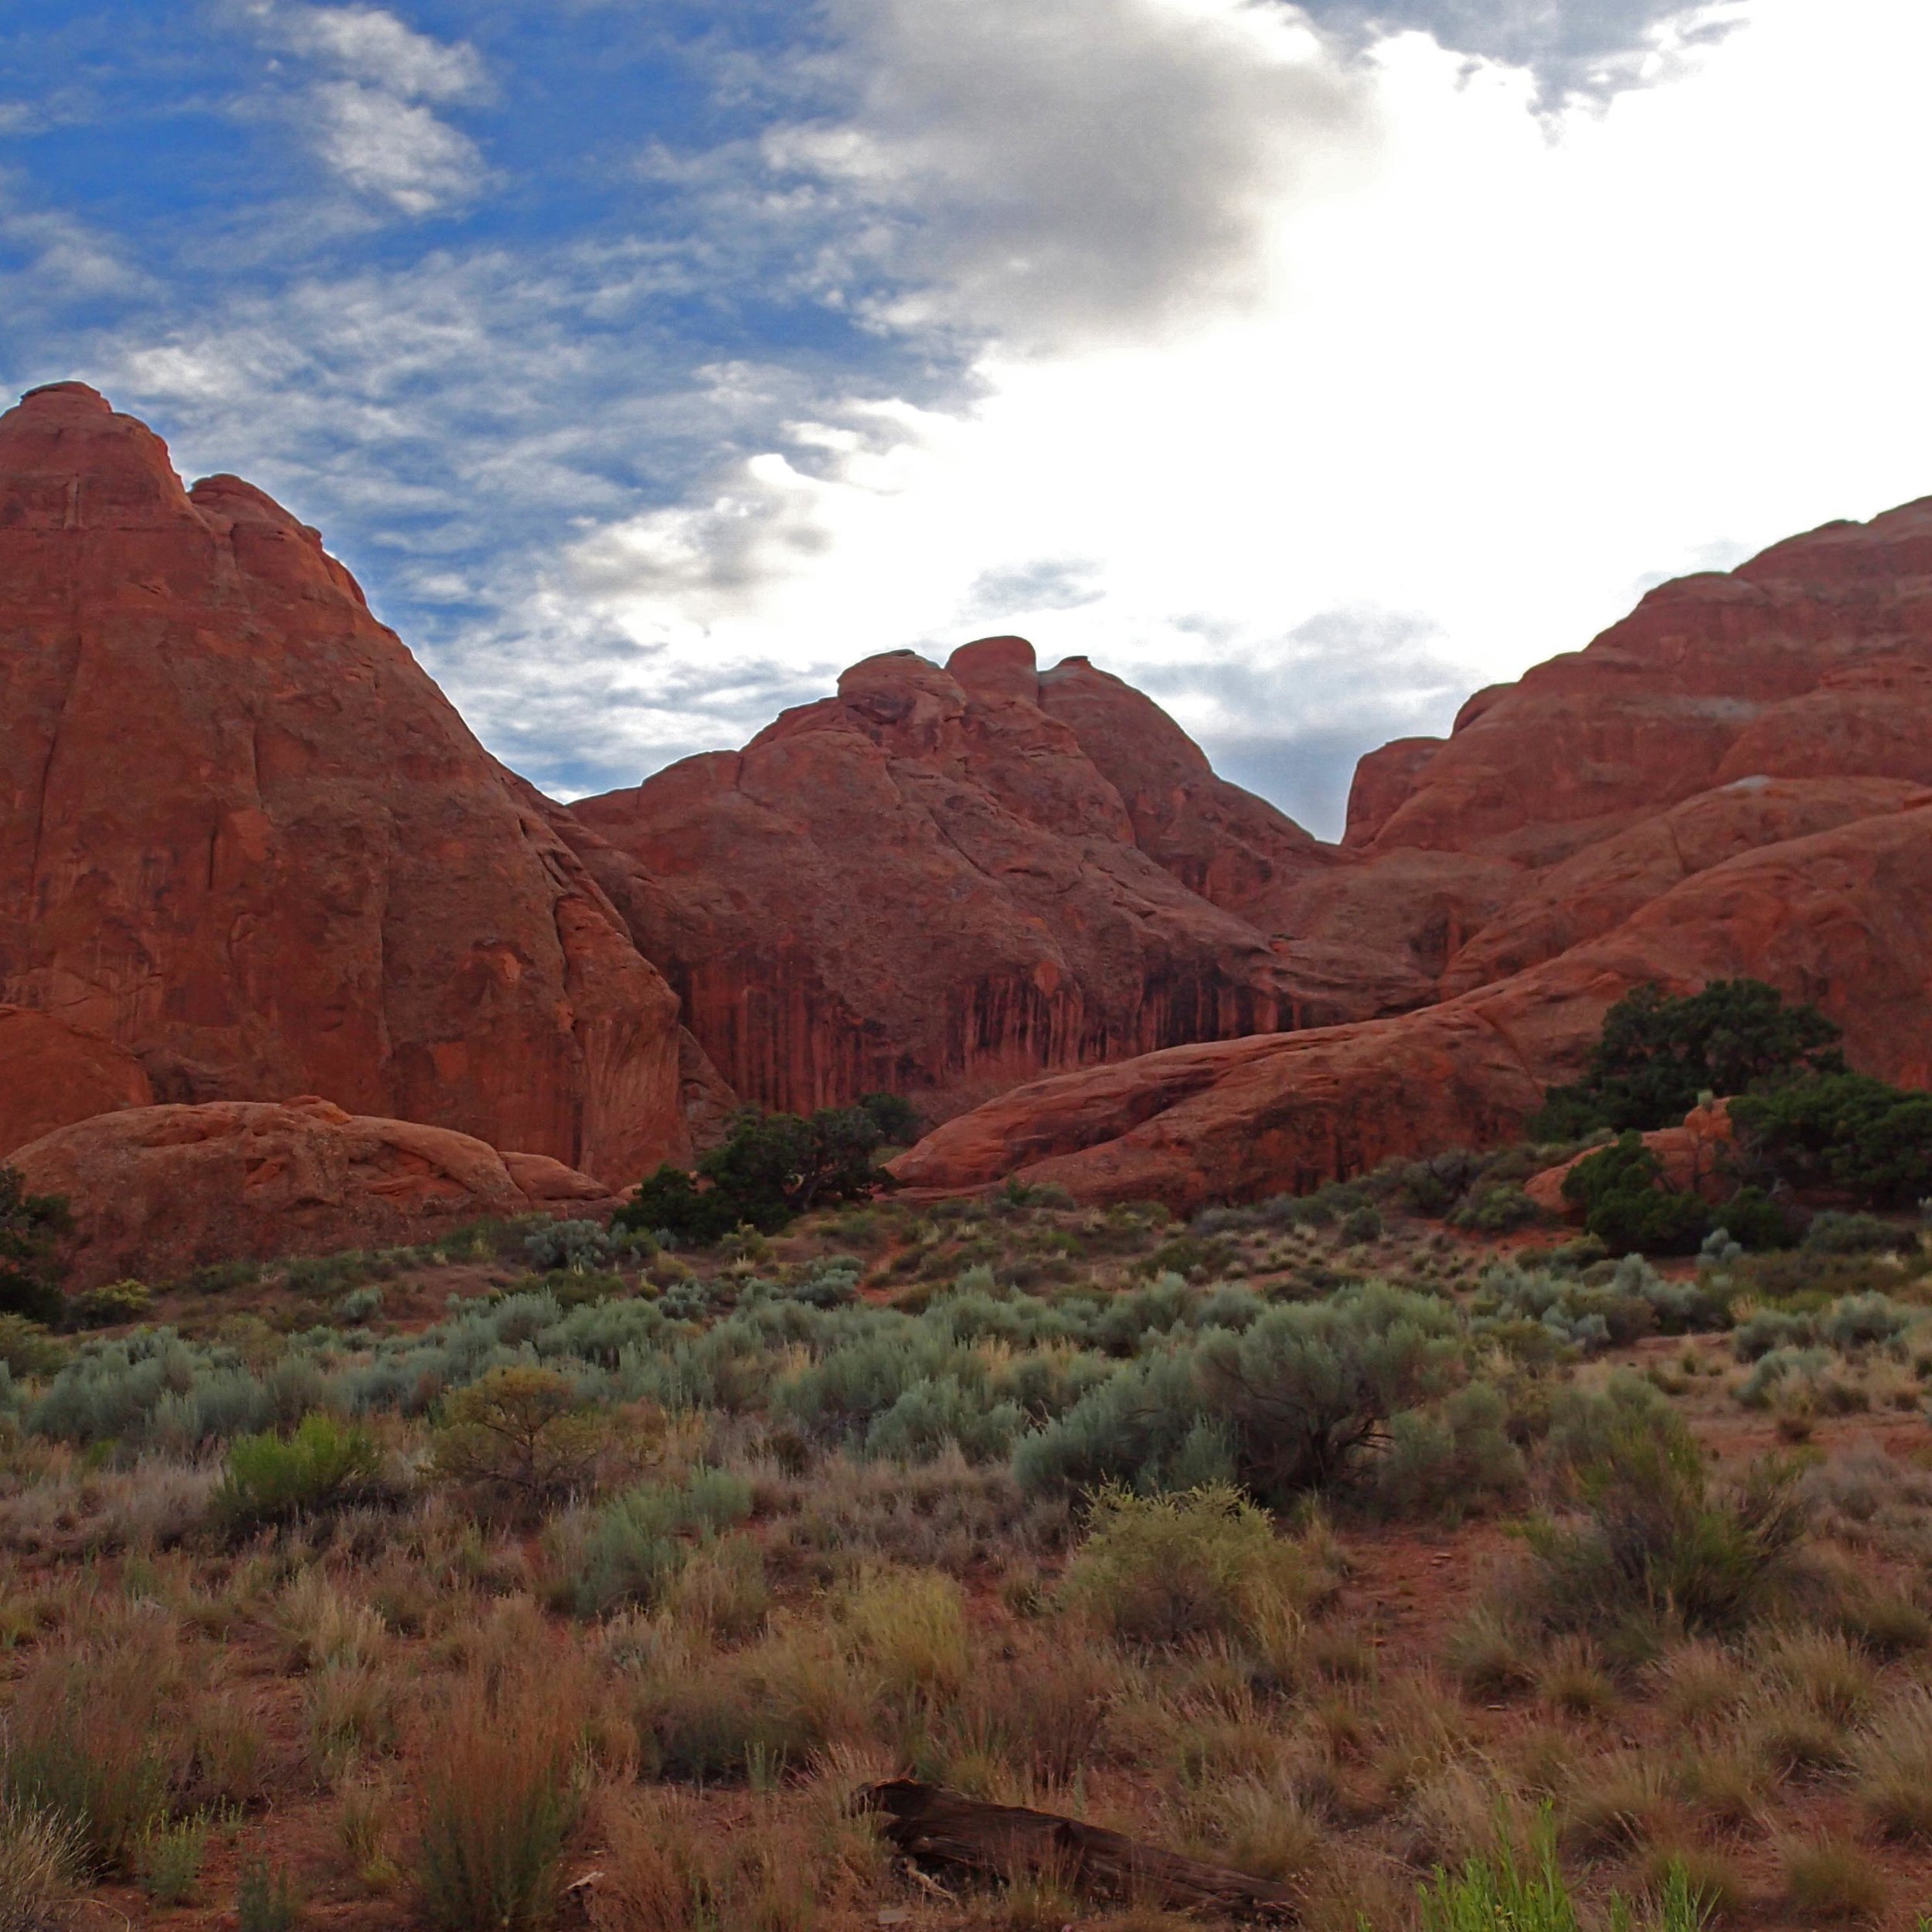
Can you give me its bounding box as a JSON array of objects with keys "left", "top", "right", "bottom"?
[
  {"left": 1522, "top": 1101, "right": 1736, "bottom": 1216},
  {"left": 6, "top": 1097, "right": 616, "bottom": 1287}
]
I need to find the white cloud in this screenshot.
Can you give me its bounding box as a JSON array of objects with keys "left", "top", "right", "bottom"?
[
  {"left": 539, "top": 0, "right": 1932, "bottom": 832},
  {"left": 770, "top": 0, "right": 1378, "bottom": 350},
  {"left": 309, "top": 79, "right": 484, "bottom": 213},
  {"left": 281, "top": 5, "right": 489, "bottom": 101},
  {"left": 244, "top": 3, "right": 489, "bottom": 213}
]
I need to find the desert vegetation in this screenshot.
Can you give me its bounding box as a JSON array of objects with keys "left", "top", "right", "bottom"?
[{"left": 3, "top": 988, "right": 1931, "bottom": 1930}]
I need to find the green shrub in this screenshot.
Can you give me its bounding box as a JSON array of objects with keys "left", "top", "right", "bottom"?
[
  {"left": 1398, "top": 1151, "right": 1488, "bottom": 1217},
  {"left": 1376, "top": 1382, "right": 1526, "bottom": 1521},
  {"left": 1451, "top": 1184, "right": 1545, "bottom": 1236},
  {"left": 1524, "top": 1408, "right": 1802, "bottom": 1641},
  {"left": 0, "top": 1315, "right": 63, "bottom": 1380},
  {"left": 428, "top": 1366, "right": 606, "bottom": 1510},
  {"left": 1818, "top": 1291, "right": 1910, "bottom": 1351},
  {"left": 1533, "top": 978, "right": 1843, "bottom": 1136},
  {"left": 1058, "top": 1485, "right": 1315, "bottom": 1649},
  {"left": 1010, "top": 1352, "right": 1223, "bottom": 1495},
  {"left": 1733, "top": 1072, "right": 1932, "bottom": 1209},
  {"left": 235, "top": 1859, "right": 303, "bottom": 1932},
  {"left": 1562, "top": 1135, "right": 1712, "bottom": 1257},
  {"left": 857, "top": 1090, "right": 923, "bottom": 1145},
  {"left": 68, "top": 1278, "right": 152, "bottom": 1328},
  {"left": 216, "top": 1413, "right": 386, "bottom": 1532},
  {"left": 0, "top": 1168, "right": 70, "bottom": 1325},
  {"left": 1703, "top": 1185, "right": 1794, "bottom": 1251},
  {"left": 1805, "top": 1209, "right": 1910, "bottom": 1254},
  {"left": 567, "top": 1467, "right": 753, "bottom": 1615},
  {"left": 1193, "top": 1283, "right": 1462, "bottom": 1503},
  {"left": 136, "top": 1813, "right": 209, "bottom": 1906},
  {"left": 1341, "top": 1203, "right": 1385, "bottom": 1243}
]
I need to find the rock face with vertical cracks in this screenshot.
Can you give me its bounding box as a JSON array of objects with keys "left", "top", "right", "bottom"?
[
  {"left": 895, "top": 495, "right": 1932, "bottom": 1205},
  {"left": 0, "top": 384, "right": 684, "bottom": 1186},
  {"left": 566, "top": 637, "right": 1340, "bottom": 1121}
]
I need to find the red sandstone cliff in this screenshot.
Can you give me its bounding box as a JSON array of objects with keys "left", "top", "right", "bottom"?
[
  {"left": 0, "top": 384, "right": 685, "bottom": 1186},
  {"left": 565, "top": 637, "right": 1342, "bottom": 1121},
  {"left": 893, "top": 497, "right": 1932, "bottom": 1205}
]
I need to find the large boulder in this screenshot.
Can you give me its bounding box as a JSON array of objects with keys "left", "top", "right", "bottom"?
[
  {"left": 0, "top": 385, "right": 685, "bottom": 1185},
  {"left": 563, "top": 639, "right": 1337, "bottom": 1121},
  {"left": 6, "top": 1097, "right": 615, "bottom": 1288}
]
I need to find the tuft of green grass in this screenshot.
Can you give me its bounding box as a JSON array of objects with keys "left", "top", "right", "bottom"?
[
  {"left": 137, "top": 1812, "right": 209, "bottom": 1907},
  {"left": 236, "top": 1855, "right": 304, "bottom": 1932}
]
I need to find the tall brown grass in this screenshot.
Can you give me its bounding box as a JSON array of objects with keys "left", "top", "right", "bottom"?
[{"left": 413, "top": 1661, "right": 587, "bottom": 1931}]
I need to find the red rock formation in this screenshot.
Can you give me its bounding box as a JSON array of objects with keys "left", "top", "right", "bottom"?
[
  {"left": 893, "top": 801, "right": 1932, "bottom": 1210},
  {"left": 1343, "top": 736, "right": 1443, "bottom": 847},
  {"left": 1366, "top": 498, "right": 1932, "bottom": 863},
  {"left": 892, "top": 495, "right": 1932, "bottom": 1204},
  {"left": 1440, "top": 777, "right": 1928, "bottom": 996},
  {"left": 0, "top": 1006, "right": 153, "bottom": 1158},
  {"left": 566, "top": 640, "right": 1324, "bottom": 1120},
  {"left": 6, "top": 1097, "right": 615, "bottom": 1288},
  {"left": 0, "top": 384, "right": 685, "bottom": 1185}
]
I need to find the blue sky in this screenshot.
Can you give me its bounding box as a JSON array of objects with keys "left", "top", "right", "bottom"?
[{"left": 5, "top": 0, "right": 1932, "bottom": 834}]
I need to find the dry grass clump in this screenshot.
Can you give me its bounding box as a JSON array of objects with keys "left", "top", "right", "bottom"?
[
  {"left": 412, "top": 1662, "right": 587, "bottom": 1931},
  {"left": 1560, "top": 1751, "right": 1679, "bottom": 1856},
  {"left": 1652, "top": 1639, "right": 1750, "bottom": 1732},
  {"left": 1442, "top": 1607, "right": 1536, "bottom": 1702},
  {"left": 1852, "top": 1684, "right": 1932, "bottom": 1842},
  {"left": 1781, "top": 1833, "right": 1889, "bottom": 1922},
  {"left": 587, "top": 1778, "right": 880, "bottom": 1932},
  {"left": 1058, "top": 1485, "right": 1333, "bottom": 1657},
  {"left": 1668, "top": 1743, "right": 1767, "bottom": 1835},
  {"left": 1753, "top": 1626, "right": 1877, "bottom": 1726},
  {"left": 1534, "top": 1636, "right": 1617, "bottom": 1719},
  {"left": 927, "top": 1633, "right": 1114, "bottom": 1791},
  {"left": 0, "top": 1635, "right": 176, "bottom": 1872},
  {"left": 0, "top": 1795, "right": 82, "bottom": 1932}
]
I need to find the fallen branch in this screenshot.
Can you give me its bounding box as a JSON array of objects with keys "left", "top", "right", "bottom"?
[{"left": 855, "top": 1779, "right": 1298, "bottom": 1920}]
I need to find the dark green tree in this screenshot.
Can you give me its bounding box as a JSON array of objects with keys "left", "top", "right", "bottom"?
[
  {"left": 0, "top": 1166, "right": 71, "bottom": 1323},
  {"left": 855, "top": 1090, "right": 922, "bottom": 1146},
  {"left": 1733, "top": 1072, "right": 1932, "bottom": 1209},
  {"left": 1533, "top": 979, "right": 1844, "bottom": 1136},
  {"left": 615, "top": 1106, "right": 888, "bottom": 1245}
]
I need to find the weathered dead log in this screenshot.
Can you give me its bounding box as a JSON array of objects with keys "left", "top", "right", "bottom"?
[{"left": 854, "top": 1779, "right": 1298, "bottom": 1920}]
